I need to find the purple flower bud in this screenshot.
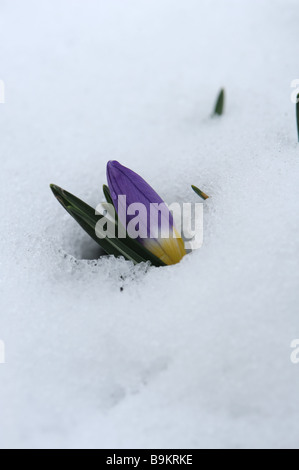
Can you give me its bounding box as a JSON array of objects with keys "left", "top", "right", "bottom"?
[{"left": 107, "top": 161, "right": 186, "bottom": 265}]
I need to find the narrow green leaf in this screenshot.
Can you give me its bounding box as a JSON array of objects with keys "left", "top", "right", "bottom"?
[
  {"left": 213, "top": 88, "right": 225, "bottom": 116},
  {"left": 51, "top": 184, "right": 146, "bottom": 263},
  {"left": 103, "top": 185, "right": 114, "bottom": 206},
  {"left": 50, "top": 185, "right": 95, "bottom": 220},
  {"left": 50, "top": 184, "right": 121, "bottom": 257},
  {"left": 296, "top": 93, "right": 299, "bottom": 142},
  {"left": 192, "top": 185, "right": 209, "bottom": 200},
  {"left": 103, "top": 184, "right": 118, "bottom": 222},
  {"left": 69, "top": 206, "right": 147, "bottom": 264},
  {"left": 68, "top": 208, "right": 122, "bottom": 259},
  {"left": 50, "top": 184, "right": 166, "bottom": 267}
]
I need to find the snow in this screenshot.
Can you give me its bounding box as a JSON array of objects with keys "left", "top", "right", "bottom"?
[{"left": 0, "top": 0, "right": 299, "bottom": 449}]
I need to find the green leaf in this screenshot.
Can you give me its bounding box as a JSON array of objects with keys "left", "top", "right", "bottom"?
[
  {"left": 69, "top": 206, "right": 148, "bottom": 264},
  {"left": 213, "top": 88, "right": 225, "bottom": 116},
  {"left": 50, "top": 184, "right": 166, "bottom": 267},
  {"left": 50, "top": 184, "right": 96, "bottom": 221},
  {"left": 68, "top": 207, "right": 122, "bottom": 258},
  {"left": 191, "top": 185, "right": 209, "bottom": 200},
  {"left": 50, "top": 184, "right": 122, "bottom": 257},
  {"left": 103, "top": 184, "right": 118, "bottom": 222},
  {"left": 103, "top": 184, "right": 114, "bottom": 206}
]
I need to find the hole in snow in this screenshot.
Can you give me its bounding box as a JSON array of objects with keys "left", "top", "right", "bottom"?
[
  {"left": 77, "top": 238, "right": 106, "bottom": 261},
  {"left": 62, "top": 229, "right": 106, "bottom": 261}
]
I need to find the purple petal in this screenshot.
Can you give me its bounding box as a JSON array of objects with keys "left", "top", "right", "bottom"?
[
  {"left": 106, "top": 161, "right": 186, "bottom": 265},
  {"left": 107, "top": 161, "right": 174, "bottom": 238}
]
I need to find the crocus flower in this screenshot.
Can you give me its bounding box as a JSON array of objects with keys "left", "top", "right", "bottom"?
[{"left": 107, "top": 161, "right": 186, "bottom": 265}]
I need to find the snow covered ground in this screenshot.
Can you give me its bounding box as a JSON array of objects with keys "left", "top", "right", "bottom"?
[{"left": 0, "top": 0, "right": 299, "bottom": 449}]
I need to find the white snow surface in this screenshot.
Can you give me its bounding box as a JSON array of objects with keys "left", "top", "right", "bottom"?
[{"left": 0, "top": 0, "right": 299, "bottom": 449}]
